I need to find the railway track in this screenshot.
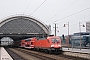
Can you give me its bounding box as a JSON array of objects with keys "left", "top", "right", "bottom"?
[
  {"left": 5, "top": 48, "right": 27, "bottom": 60},
  {"left": 6, "top": 48, "right": 89, "bottom": 60},
  {"left": 9, "top": 48, "right": 56, "bottom": 60}
]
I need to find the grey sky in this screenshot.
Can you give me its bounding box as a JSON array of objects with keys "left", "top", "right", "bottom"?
[{"left": 0, "top": 0, "right": 90, "bottom": 36}]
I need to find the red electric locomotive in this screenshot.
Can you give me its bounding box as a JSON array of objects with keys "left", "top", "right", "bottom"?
[{"left": 33, "top": 36, "right": 62, "bottom": 53}]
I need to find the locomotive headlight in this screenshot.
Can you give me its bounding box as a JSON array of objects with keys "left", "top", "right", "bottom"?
[
  {"left": 51, "top": 44, "right": 54, "bottom": 47},
  {"left": 58, "top": 45, "right": 61, "bottom": 47}
]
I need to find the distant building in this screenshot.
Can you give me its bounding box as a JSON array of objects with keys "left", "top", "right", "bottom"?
[{"left": 86, "top": 21, "right": 90, "bottom": 32}]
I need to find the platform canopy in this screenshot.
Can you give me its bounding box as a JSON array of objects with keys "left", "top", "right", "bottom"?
[{"left": 0, "top": 16, "right": 50, "bottom": 40}]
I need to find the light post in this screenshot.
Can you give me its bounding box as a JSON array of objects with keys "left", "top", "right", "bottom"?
[
  {"left": 79, "top": 22, "right": 85, "bottom": 50},
  {"left": 63, "top": 21, "right": 69, "bottom": 50}
]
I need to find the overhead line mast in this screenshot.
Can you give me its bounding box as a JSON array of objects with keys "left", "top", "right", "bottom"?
[{"left": 53, "top": 23, "right": 58, "bottom": 36}]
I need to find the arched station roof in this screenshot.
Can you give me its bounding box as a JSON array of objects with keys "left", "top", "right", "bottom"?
[{"left": 0, "top": 16, "right": 49, "bottom": 35}]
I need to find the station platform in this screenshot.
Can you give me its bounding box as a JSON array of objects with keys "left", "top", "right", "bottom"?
[
  {"left": 62, "top": 47, "right": 90, "bottom": 53},
  {"left": 0, "top": 47, "right": 13, "bottom": 60},
  {"left": 62, "top": 47, "right": 90, "bottom": 59}
]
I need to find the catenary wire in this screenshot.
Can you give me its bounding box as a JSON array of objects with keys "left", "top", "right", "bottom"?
[
  {"left": 46, "top": 7, "right": 90, "bottom": 23},
  {"left": 46, "top": 7, "right": 90, "bottom": 24},
  {"left": 55, "top": 7, "right": 90, "bottom": 23},
  {"left": 50, "top": 12, "right": 90, "bottom": 34},
  {"left": 30, "top": 0, "right": 46, "bottom": 15},
  {"left": 47, "top": 0, "right": 79, "bottom": 22},
  {"left": 23, "top": 0, "right": 32, "bottom": 14}
]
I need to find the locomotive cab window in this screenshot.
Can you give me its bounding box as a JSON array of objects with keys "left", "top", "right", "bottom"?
[{"left": 51, "top": 38, "right": 60, "bottom": 43}]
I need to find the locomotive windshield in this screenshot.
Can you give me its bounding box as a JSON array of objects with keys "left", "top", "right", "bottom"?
[{"left": 51, "top": 38, "right": 60, "bottom": 43}]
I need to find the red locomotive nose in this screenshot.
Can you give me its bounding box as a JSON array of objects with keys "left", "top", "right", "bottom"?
[
  {"left": 54, "top": 44, "right": 61, "bottom": 48},
  {"left": 51, "top": 44, "right": 61, "bottom": 48}
]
